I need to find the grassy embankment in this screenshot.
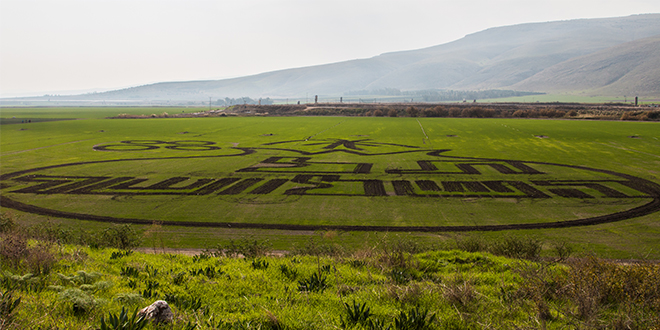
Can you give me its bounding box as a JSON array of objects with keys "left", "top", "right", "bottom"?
[{"left": 1, "top": 213, "right": 659, "bottom": 330}]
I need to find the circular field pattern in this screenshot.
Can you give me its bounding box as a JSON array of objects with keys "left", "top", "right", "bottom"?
[{"left": 1, "top": 138, "right": 659, "bottom": 232}]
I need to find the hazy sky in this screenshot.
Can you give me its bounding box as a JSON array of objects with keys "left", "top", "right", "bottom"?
[{"left": 1, "top": 0, "right": 660, "bottom": 97}]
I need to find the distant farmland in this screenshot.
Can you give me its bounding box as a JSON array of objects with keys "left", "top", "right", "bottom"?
[{"left": 1, "top": 107, "right": 659, "bottom": 258}]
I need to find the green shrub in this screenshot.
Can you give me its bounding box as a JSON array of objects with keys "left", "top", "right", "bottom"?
[
  {"left": 389, "top": 268, "right": 414, "bottom": 285},
  {"left": 192, "top": 253, "right": 211, "bottom": 262},
  {"left": 100, "top": 224, "right": 141, "bottom": 251},
  {"left": 110, "top": 250, "right": 133, "bottom": 260},
  {"left": 340, "top": 300, "right": 372, "bottom": 329},
  {"left": 455, "top": 236, "right": 489, "bottom": 253},
  {"left": 2, "top": 272, "right": 45, "bottom": 292},
  {"left": 25, "top": 241, "right": 57, "bottom": 275},
  {"left": 0, "top": 231, "right": 28, "bottom": 268},
  {"left": 0, "top": 290, "right": 21, "bottom": 326},
  {"left": 298, "top": 272, "right": 328, "bottom": 293},
  {"left": 490, "top": 235, "right": 542, "bottom": 260},
  {"left": 219, "top": 237, "right": 272, "bottom": 258},
  {"left": 99, "top": 306, "right": 148, "bottom": 330},
  {"left": 113, "top": 293, "right": 144, "bottom": 306},
  {"left": 279, "top": 264, "right": 299, "bottom": 280},
  {"left": 0, "top": 213, "right": 16, "bottom": 233},
  {"left": 552, "top": 241, "right": 574, "bottom": 261},
  {"left": 58, "top": 288, "right": 99, "bottom": 315},
  {"left": 172, "top": 271, "right": 187, "bottom": 285},
  {"left": 393, "top": 307, "right": 436, "bottom": 330},
  {"left": 251, "top": 258, "right": 270, "bottom": 270},
  {"left": 292, "top": 236, "right": 345, "bottom": 257}
]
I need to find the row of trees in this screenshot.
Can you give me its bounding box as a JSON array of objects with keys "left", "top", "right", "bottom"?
[
  {"left": 214, "top": 97, "right": 274, "bottom": 106},
  {"left": 344, "top": 88, "right": 543, "bottom": 102},
  {"left": 224, "top": 103, "right": 660, "bottom": 121},
  {"left": 358, "top": 106, "right": 574, "bottom": 119}
]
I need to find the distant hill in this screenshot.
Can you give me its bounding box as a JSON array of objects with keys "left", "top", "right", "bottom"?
[{"left": 8, "top": 14, "right": 660, "bottom": 103}]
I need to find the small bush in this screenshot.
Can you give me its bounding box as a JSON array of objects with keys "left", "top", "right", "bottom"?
[
  {"left": 279, "top": 264, "right": 299, "bottom": 280},
  {"left": 100, "top": 306, "right": 148, "bottom": 330},
  {"left": 490, "top": 235, "right": 542, "bottom": 260},
  {"left": 99, "top": 224, "right": 141, "bottom": 251},
  {"left": 0, "top": 231, "right": 28, "bottom": 268},
  {"left": 110, "top": 250, "right": 133, "bottom": 260},
  {"left": 389, "top": 268, "right": 414, "bottom": 285},
  {"left": 58, "top": 288, "right": 99, "bottom": 315},
  {"left": 455, "top": 236, "right": 489, "bottom": 253},
  {"left": 120, "top": 267, "right": 140, "bottom": 278},
  {"left": 552, "top": 241, "right": 574, "bottom": 262},
  {"left": 293, "top": 236, "right": 345, "bottom": 257},
  {"left": 144, "top": 265, "right": 158, "bottom": 277},
  {"left": 192, "top": 253, "right": 211, "bottom": 262},
  {"left": 165, "top": 293, "right": 204, "bottom": 312},
  {"left": 348, "top": 259, "right": 366, "bottom": 268},
  {"left": 0, "top": 213, "right": 16, "bottom": 233},
  {"left": 298, "top": 272, "right": 328, "bottom": 293},
  {"left": 251, "top": 259, "right": 270, "bottom": 270},
  {"left": 113, "top": 293, "right": 144, "bottom": 306},
  {"left": 0, "top": 290, "right": 21, "bottom": 326},
  {"left": 2, "top": 272, "right": 45, "bottom": 292},
  {"left": 29, "top": 220, "right": 74, "bottom": 244},
  {"left": 565, "top": 257, "right": 660, "bottom": 321},
  {"left": 340, "top": 300, "right": 372, "bottom": 329},
  {"left": 441, "top": 275, "right": 477, "bottom": 307},
  {"left": 405, "top": 107, "right": 419, "bottom": 117},
  {"left": 189, "top": 266, "right": 223, "bottom": 279},
  {"left": 393, "top": 306, "right": 436, "bottom": 330},
  {"left": 219, "top": 237, "right": 272, "bottom": 258},
  {"left": 25, "top": 241, "right": 57, "bottom": 275},
  {"left": 172, "top": 271, "right": 187, "bottom": 285}
]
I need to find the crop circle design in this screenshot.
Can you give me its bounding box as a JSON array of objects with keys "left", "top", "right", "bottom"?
[{"left": 2, "top": 139, "right": 659, "bottom": 232}]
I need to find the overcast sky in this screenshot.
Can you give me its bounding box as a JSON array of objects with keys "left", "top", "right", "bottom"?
[{"left": 1, "top": 0, "right": 659, "bottom": 97}]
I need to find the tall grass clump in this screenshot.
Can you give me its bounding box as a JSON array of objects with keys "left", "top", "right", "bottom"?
[{"left": 455, "top": 234, "right": 542, "bottom": 260}]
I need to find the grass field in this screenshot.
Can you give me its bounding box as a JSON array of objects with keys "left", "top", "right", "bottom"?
[{"left": 1, "top": 107, "right": 659, "bottom": 258}]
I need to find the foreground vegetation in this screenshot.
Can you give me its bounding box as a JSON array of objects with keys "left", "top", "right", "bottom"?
[{"left": 1, "top": 213, "right": 659, "bottom": 330}]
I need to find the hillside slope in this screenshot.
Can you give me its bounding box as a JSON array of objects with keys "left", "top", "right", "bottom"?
[{"left": 511, "top": 35, "right": 660, "bottom": 96}]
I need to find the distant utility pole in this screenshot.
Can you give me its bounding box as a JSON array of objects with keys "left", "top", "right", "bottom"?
[{"left": 209, "top": 97, "right": 212, "bottom": 111}]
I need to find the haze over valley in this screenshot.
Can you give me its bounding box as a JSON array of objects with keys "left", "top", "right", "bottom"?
[{"left": 2, "top": 14, "right": 660, "bottom": 105}]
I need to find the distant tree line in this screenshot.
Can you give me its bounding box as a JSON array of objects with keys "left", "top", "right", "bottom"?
[
  {"left": 214, "top": 97, "right": 274, "bottom": 106},
  {"left": 292, "top": 106, "right": 573, "bottom": 118},
  {"left": 344, "top": 88, "right": 544, "bottom": 101},
  {"left": 232, "top": 103, "right": 659, "bottom": 121}
]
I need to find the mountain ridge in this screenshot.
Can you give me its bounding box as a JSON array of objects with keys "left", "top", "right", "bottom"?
[{"left": 8, "top": 14, "right": 660, "bottom": 102}]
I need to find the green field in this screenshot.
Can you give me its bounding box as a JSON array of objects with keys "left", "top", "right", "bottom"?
[{"left": 1, "top": 107, "right": 659, "bottom": 258}]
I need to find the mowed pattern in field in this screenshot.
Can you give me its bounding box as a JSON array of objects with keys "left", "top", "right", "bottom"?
[{"left": 2, "top": 112, "right": 659, "bottom": 231}]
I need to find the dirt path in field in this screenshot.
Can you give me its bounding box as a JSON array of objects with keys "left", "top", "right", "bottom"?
[{"left": 1, "top": 139, "right": 94, "bottom": 156}]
